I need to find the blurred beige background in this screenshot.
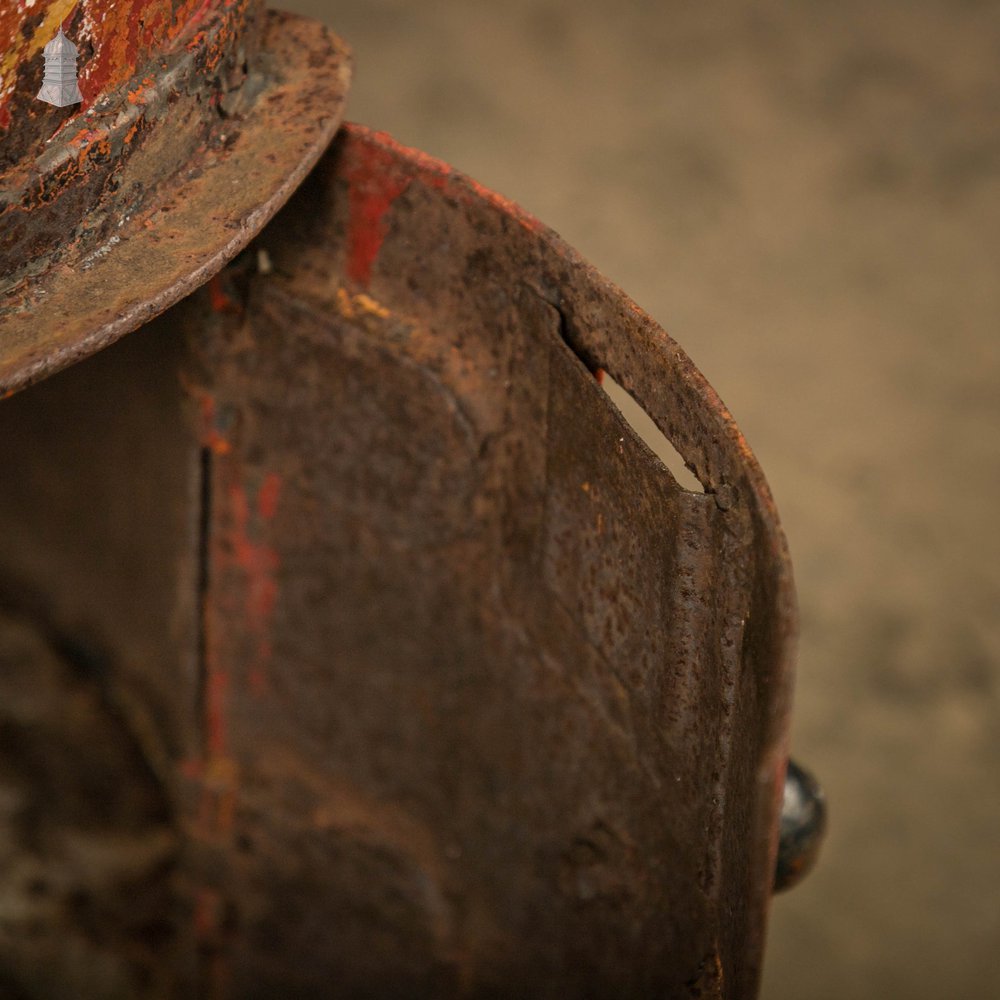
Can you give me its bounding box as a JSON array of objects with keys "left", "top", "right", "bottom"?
[{"left": 281, "top": 2, "right": 1000, "bottom": 997}]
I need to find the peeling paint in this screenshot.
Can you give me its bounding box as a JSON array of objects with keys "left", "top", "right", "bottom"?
[
  {"left": 0, "top": 0, "right": 76, "bottom": 115},
  {"left": 341, "top": 136, "right": 413, "bottom": 288},
  {"left": 0, "top": 1, "right": 230, "bottom": 127},
  {"left": 340, "top": 128, "right": 545, "bottom": 290},
  {"left": 191, "top": 389, "right": 282, "bottom": 812},
  {"left": 335, "top": 286, "right": 392, "bottom": 320},
  {"left": 0, "top": 3, "right": 352, "bottom": 404}
]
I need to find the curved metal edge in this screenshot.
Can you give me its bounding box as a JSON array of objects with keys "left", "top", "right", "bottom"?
[
  {"left": 0, "top": 0, "right": 250, "bottom": 131},
  {"left": 330, "top": 122, "right": 798, "bottom": 997},
  {"left": 1, "top": 0, "right": 264, "bottom": 283},
  {"left": 0, "top": 11, "right": 352, "bottom": 398},
  {"left": 333, "top": 121, "right": 797, "bottom": 714}
]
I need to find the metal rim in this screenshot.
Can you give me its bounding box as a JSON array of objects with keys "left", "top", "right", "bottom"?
[{"left": 0, "top": 4, "right": 352, "bottom": 396}]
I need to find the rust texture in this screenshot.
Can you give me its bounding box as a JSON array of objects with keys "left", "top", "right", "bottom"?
[
  {"left": 0, "top": 0, "right": 352, "bottom": 397},
  {"left": 0, "top": 122, "right": 795, "bottom": 998},
  {"left": 1, "top": 1, "right": 228, "bottom": 122},
  {"left": 1, "top": 1, "right": 261, "bottom": 187}
]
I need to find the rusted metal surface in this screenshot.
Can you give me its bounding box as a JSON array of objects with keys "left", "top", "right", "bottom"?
[
  {"left": 0, "top": 607, "right": 179, "bottom": 997},
  {"left": 1, "top": 0, "right": 244, "bottom": 133},
  {"left": 0, "top": 119, "right": 796, "bottom": 998},
  {"left": 0, "top": 0, "right": 352, "bottom": 396}
]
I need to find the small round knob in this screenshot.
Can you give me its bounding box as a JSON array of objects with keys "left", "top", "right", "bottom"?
[{"left": 774, "top": 759, "right": 827, "bottom": 892}]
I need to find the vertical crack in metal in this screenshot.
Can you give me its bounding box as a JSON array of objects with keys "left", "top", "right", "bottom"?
[
  {"left": 196, "top": 445, "right": 213, "bottom": 747},
  {"left": 194, "top": 443, "right": 225, "bottom": 1000}
]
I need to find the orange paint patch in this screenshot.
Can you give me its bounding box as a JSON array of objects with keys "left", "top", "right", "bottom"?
[
  {"left": 341, "top": 136, "right": 413, "bottom": 287},
  {"left": 200, "top": 461, "right": 283, "bottom": 712},
  {"left": 345, "top": 126, "right": 548, "bottom": 247},
  {"left": 258, "top": 472, "right": 281, "bottom": 521},
  {"left": 204, "top": 662, "right": 230, "bottom": 758},
  {"left": 207, "top": 273, "right": 241, "bottom": 315},
  {"left": 187, "top": 387, "right": 231, "bottom": 455},
  {"left": 227, "top": 478, "right": 281, "bottom": 622}
]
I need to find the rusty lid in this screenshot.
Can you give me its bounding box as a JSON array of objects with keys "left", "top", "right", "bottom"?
[{"left": 0, "top": 0, "right": 352, "bottom": 396}]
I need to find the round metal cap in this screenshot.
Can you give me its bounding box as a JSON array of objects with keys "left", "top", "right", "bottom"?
[{"left": 0, "top": 0, "right": 352, "bottom": 396}]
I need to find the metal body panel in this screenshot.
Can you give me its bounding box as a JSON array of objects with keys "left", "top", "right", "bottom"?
[{"left": 0, "top": 125, "right": 795, "bottom": 998}]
